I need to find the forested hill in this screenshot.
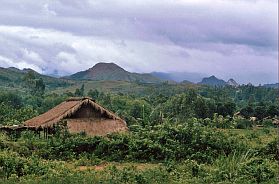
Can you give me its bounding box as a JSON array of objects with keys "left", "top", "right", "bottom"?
[{"left": 0, "top": 67, "right": 73, "bottom": 89}]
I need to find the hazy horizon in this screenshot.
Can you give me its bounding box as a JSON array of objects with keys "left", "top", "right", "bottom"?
[{"left": 0, "top": 0, "right": 277, "bottom": 85}]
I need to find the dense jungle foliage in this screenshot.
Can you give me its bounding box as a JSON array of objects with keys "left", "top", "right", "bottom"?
[{"left": 0, "top": 74, "right": 278, "bottom": 183}]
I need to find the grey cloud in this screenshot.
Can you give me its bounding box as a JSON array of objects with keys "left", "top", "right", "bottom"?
[{"left": 0, "top": 0, "right": 277, "bottom": 84}]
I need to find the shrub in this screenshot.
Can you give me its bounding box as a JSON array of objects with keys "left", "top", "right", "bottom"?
[
  {"left": 13, "top": 122, "right": 245, "bottom": 163},
  {"left": 260, "top": 139, "right": 278, "bottom": 160},
  {"left": 235, "top": 119, "right": 252, "bottom": 129},
  {"left": 240, "top": 158, "right": 275, "bottom": 183},
  {"left": 0, "top": 152, "right": 50, "bottom": 179},
  {"left": 210, "top": 151, "right": 254, "bottom": 182},
  {"left": 261, "top": 119, "right": 274, "bottom": 128}
]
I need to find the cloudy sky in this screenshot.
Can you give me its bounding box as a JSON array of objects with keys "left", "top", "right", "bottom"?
[{"left": 0, "top": 0, "right": 277, "bottom": 84}]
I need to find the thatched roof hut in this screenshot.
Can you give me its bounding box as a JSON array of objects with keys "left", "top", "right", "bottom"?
[{"left": 24, "top": 97, "right": 128, "bottom": 136}]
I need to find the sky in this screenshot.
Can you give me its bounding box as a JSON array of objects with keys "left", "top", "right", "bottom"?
[{"left": 0, "top": 0, "right": 277, "bottom": 84}]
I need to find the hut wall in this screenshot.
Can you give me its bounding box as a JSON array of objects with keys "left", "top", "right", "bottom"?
[
  {"left": 70, "top": 104, "right": 104, "bottom": 119},
  {"left": 66, "top": 119, "right": 127, "bottom": 136}
]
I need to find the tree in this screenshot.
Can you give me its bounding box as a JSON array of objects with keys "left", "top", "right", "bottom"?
[
  {"left": 80, "top": 84, "right": 85, "bottom": 96},
  {"left": 128, "top": 100, "right": 151, "bottom": 124},
  {"left": 0, "top": 91, "right": 22, "bottom": 109},
  {"left": 162, "top": 93, "right": 196, "bottom": 120},
  {"left": 33, "top": 78, "right": 45, "bottom": 96},
  {"left": 254, "top": 105, "right": 267, "bottom": 120},
  {"left": 194, "top": 97, "right": 209, "bottom": 119},
  {"left": 74, "top": 88, "right": 82, "bottom": 96},
  {"left": 74, "top": 84, "right": 85, "bottom": 97},
  {"left": 23, "top": 72, "right": 45, "bottom": 96},
  {"left": 266, "top": 105, "right": 279, "bottom": 117},
  {"left": 223, "top": 102, "right": 236, "bottom": 117},
  {"left": 23, "top": 71, "right": 36, "bottom": 82},
  {"left": 88, "top": 89, "right": 99, "bottom": 99},
  {"left": 240, "top": 105, "right": 254, "bottom": 118}
]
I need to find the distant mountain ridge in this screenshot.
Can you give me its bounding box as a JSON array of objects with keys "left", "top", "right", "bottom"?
[
  {"left": 198, "top": 76, "right": 239, "bottom": 87},
  {"left": 198, "top": 75, "right": 227, "bottom": 86},
  {"left": 227, "top": 79, "right": 239, "bottom": 87},
  {"left": 67, "top": 62, "right": 162, "bottom": 83},
  {"left": 151, "top": 72, "right": 204, "bottom": 83},
  {"left": 263, "top": 83, "right": 279, "bottom": 89},
  {"left": 0, "top": 64, "right": 274, "bottom": 88}
]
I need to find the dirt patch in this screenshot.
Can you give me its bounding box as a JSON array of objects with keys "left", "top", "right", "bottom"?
[
  {"left": 75, "top": 162, "right": 159, "bottom": 172},
  {"left": 94, "top": 163, "right": 108, "bottom": 171},
  {"left": 76, "top": 163, "right": 108, "bottom": 171}
]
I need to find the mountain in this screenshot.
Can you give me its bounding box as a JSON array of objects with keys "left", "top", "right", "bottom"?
[
  {"left": 227, "top": 78, "right": 239, "bottom": 87},
  {"left": 67, "top": 62, "right": 162, "bottom": 83},
  {"left": 151, "top": 72, "right": 204, "bottom": 83},
  {"left": 263, "top": 83, "right": 279, "bottom": 88},
  {"left": 0, "top": 67, "right": 72, "bottom": 89},
  {"left": 180, "top": 80, "right": 193, "bottom": 85},
  {"left": 152, "top": 72, "right": 241, "bottom": 87},
  {"left": 198, "top": 75, "right": 227, "bottom": 86}
]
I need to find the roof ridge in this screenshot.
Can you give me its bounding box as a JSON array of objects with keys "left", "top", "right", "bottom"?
[{"left": 66, "top": 97, "right": 95, "bottom": 102}]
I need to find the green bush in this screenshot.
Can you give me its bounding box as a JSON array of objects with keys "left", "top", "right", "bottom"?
[
  {"left": 0, "top": 152, "right": 50, "bottom": 178},
  {"left": 260, "top": 139, "right": 278, "bottom": 160},
  {"left": 262, "top": 119, "right": 274, "bottom": 128},
  {"left": 23, "top": 122, "right": 246, "bottom": 163},
  {"left": 236, "top": 119, "right": 252, "bottom": 129}
]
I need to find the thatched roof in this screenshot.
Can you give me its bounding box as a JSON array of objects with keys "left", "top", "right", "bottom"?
[{"left": 24, "top": 97, "right": 126, "bottom": 128}]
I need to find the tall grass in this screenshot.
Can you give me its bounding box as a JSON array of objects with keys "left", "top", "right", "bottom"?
[{"left": 211, "top": 150, "right": 254, "bottom": 181}]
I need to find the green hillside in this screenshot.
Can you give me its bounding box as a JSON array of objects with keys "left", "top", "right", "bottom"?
[{"left": 0, "top": 67, "right": 74, "bottom": 91}]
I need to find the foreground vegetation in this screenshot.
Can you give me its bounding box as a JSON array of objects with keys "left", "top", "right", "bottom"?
[
  {"left": 0, "top": 72, "right": 278, "bottom": 183},
  {"left": 0, "top": 124, "right": 277, "bottom": 183}
]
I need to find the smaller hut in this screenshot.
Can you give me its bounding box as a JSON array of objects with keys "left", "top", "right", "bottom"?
[{"left": 24, "top": 97, "right": 128, "bottom": 136}]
